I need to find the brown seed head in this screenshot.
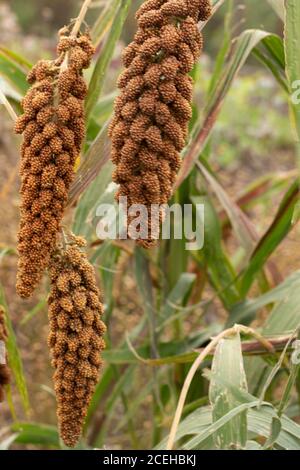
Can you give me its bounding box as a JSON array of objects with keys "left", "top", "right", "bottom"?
[
  {"left": 48, "top": 238, "right": 105, "bottom": 448},
  {"left": 14, "top": 30, "right": 94, "bottom": 298},
  {"left": 109, "top": 0, "right": 211, "bottom": 247}
]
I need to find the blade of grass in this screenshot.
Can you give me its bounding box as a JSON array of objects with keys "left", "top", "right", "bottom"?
[
  {"left": 240, "top": 180, "right": 300, "bottom": 296},
  {"left": 0, "top": 286, "right": 30, "bottom": 415},
  {"left": 183, "top": 400, "right": 261, "bottom": 450},
  {"left": 191, "top": 195, "right": 241, "bottom": 309},
  {"left": 176, "top": 30, "right": 285, "bottom": 186},
  {"left": 267, "top": 0, "right": 284, "bottom": 20},
  {"left": 227, "top": 269, "right": 300, "bottom": 327},
  {"left": 284, "top": 0, "right": 300, "bottom": 143},
  {"left": 20, "top": 298, "right": 47, "bottom": 326},
  {"left": 85, "top": 0, "right": 132, "bottom": 121},
  {"left": 0, "top": 52, "right": 29, "bottom": 94},
  {"left": 209, "top": 332, "right": 248, "bottom": 449},
  {"left": 157, "top": 273, "right": 196, "bottom": 330},
  {"left": 68, "top": 121, "right": 111, "bottom": 207},
  {"left": 253, "top": 35, "right": 288, "bottom": 92},
  {"left": 135, "top": 247, "right": 158, "bottom": 358},
  {"left": 91, "top": 0, "right": 119, "bottom": 47},
  {"left": 11, "top": 423, "right": 59, "bottom": 448},
  {"left": 0, "top": 46, "right": 32, "bottom": 69},
  {"left": 92, "top": 366, "right": 136, "bottom": 447},
  {"left": 196, "top": 161, "right": 257, "bottom": 254}
]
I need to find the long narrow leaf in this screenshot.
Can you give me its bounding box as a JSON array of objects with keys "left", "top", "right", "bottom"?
[
  {"left": 284, "top": 0, "right": 300, "bottom": 141},
  {"left": 209, "top": 332, "right": 248, "bottom": 449},
  {"left": 85, "top": 0, "right": 132, "bottom": 120},
  {"left": 0, "top": 287, "right": 30, "bottom": 414},
  {"left": 177, "top": 30, "right": 284, "bottom": 186},
  {"left": 240, "top": 180, "right": 300, "bottom": 296}
]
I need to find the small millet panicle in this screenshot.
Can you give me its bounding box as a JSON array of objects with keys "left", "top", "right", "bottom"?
[
  {"left": 109, "top": 0, "right": 211, "bottom": 247},
  {"left": 14, "top": 28, "right": 95, "bottom": 298},
  {"left": 0, "top": 306, "right": 11, "bottom": 403},
  {"left": 48, "top": 235, "right": 106, "bottom": 448}
]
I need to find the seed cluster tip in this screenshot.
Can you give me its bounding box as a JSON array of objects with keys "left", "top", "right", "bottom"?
[{"left": 48, "top": 235, "right": 106, "bottom": 447}]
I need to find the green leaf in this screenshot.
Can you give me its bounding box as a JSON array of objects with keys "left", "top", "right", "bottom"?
[
  {"left": 191, "top": 195, "right": 241, "bottom": 309},
  {"left": 101, "top": 325, "right": 221, "bottom": 365},
  {"left": 20, "top": 298, "right": 47, "bottom": 326},
  {"left": 228, "top": 269, "right": 300, "bottom": 327},
  {"left": 97, "top": 242, "right": 120, "bottom": 320},
  {"left": 158, "top": 273, "right": 196, "bottom": 329},
  {"left": 114, "top": 376, "right": 157, "bottom": 433},
  {"left": 262, "top": 293, "right": 300, "bottom": 336},
  {"left": 86, "top": 314, "right": 148, "bottom": 427},
  {"left": 209, "top": 332, "right": 248, "bottom": 449},
  {"left": 92, "top": 91, "right": 116, "bottom": 127},
  {"left": 208, "top": 0, "right": 234, "bottom": 97},
  {"left": 70, "top": 122, "right": 113, "bottom": 236},
  {"left": 253, "top": 35, "right": 288, "bottom": 92},
  {"left": 156, "top": 403, "right": 300, "bottom": 450},
  {"left": 0, "top": 77, "right": 22, "bottom": 105},
  {"left": 0, "top": 287, "right": 30, "bottom": 414},
  {"left": 263, "top": 416, "right": 282, "bottom": 449},
  {"left": 183, "top": 401, "right": 261, "bottom": 450},
  {"left": 267, "top": 0, "right": 284, "bottom": 20},
  {"left": 246, "top": 440, "right": 263, "bottom": 450},
  {"left": 91, "top": 0, "right": 120, "bottom": 47},
  {"left": 177, "top": 29, "right": 284, "bottom": 186},
  {"left": 11, "top": 423, "right": 59, "bottom": 448},
  {"left": 92, "top": 366, "right": 135, "bottom": 447},
  {"left": 278, "top": 363, "right": 300, "bottom": 417},
  {"left": 240, "top": 180, "right": 299, "bottom": 297},
  {"left": 248, "top": 406, "right": 300, "bottom": 449},
  {"left": 72, "top": 160, "right": 113, "bottom": 239},
  {"left": 85, "top": 365, "right": 115, "bottom": 427},
  {"left": 196, "top": 161, "right": 256, "bottom": 255},
  {"left": 0, "top": 52, "right": 29, "bottom": 94},
  {"left": 155, "top": 406, "right": 212, "bottom": 450},
  {"left": 187, "top": 372, "right": 300, "bottom": 450},
  {"left": 85, "top": 0, "right": 132, "bottom": 120},
  {"left": 284, "top": 0, "right": 300, "bottom": 141},
  {"left": 0, "top": 46, "right": 32, "bottom": 69}
]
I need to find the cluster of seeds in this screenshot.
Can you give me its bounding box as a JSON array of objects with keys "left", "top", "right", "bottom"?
[
  {"left": 109, "top": 0, "right": 211, "bottom": 246},
  {"left": 14, "top": 29, "right": 95, "bottom": 298},
  {"left": 0, "top": 306, "right": 10, "bottom": 403},
  {"left": 47, "top": 235, "right": 106, "bottom": 448}
]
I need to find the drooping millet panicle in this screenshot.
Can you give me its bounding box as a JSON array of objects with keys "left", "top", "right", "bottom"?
[
  {"left": 109, "top": 0, "right": 211, "bottom": 247},
  {"left": 14, "top": 29, "right": 95, "bottom": 298},
  {"left": 47, "top": 235, "right": 106, "bottom": 448},
  {"left": 0, "top": 306, "right": 10, "bottom": 403}
]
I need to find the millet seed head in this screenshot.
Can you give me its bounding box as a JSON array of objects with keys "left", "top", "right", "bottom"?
[
  {"left": 48, "top": 238, "right": 106, "bottom": 448},
  {"left": 109, "top": 0, "right": 212, "bottom": 247},
  {"left": 14, "top": 30, "right": 94, "bottom": 298}
]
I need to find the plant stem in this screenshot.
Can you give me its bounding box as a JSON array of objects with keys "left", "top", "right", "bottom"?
[
  {"left": 71, "top": 0, "right": 93, "bottom": 37},
  {"left": 0, "top": 88, "right": 17, "bottom": 122},
  {"left": 60, "top": 0, "right": 93, "bottom": 72},
  {"left": 61, "top": 228, "right": 68, "bottom": 251}
]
